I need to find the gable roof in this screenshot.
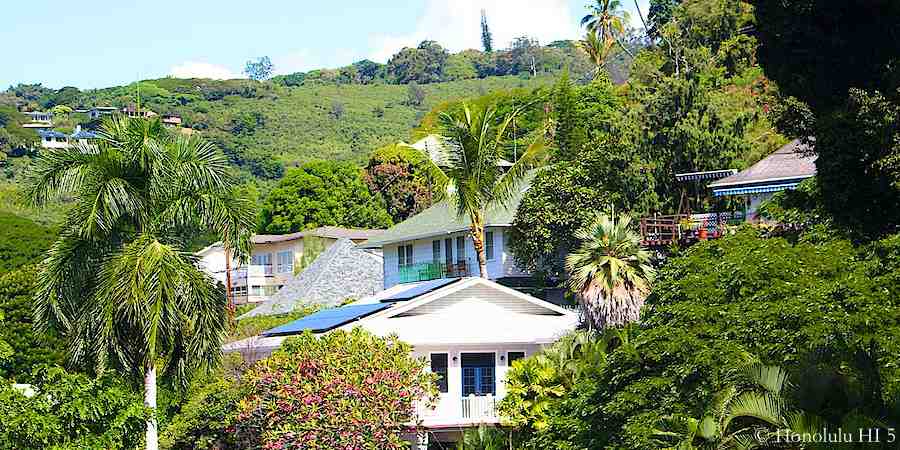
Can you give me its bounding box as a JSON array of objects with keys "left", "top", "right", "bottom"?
[
  {"left": 239, "top": 238, "right": 384, "bottom": 318},
  {"left": 361, "top": 175, "right": 533, "bottom": 248},
  {"left": 347, "top": 277, "right": 577, "bottom": 345},
  {"left": 709, "top": 139, "right": 817, "bottom": 189}
]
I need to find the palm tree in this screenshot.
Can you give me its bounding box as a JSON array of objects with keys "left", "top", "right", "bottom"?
[
  {"left": 654, "top": 364, "right": 822, "bottom": 449},
  {"left": 428, "top": 103, "right": 548, "bottom": 277},
  {"left": 580, "top": 0, "right": 634, "bottom": 58},
  {"left": 25, "top": 116, "right": 254, "bottom": 450},
  {"left": 577, "top": 30, "right": 617, "bottom": 75},
  {"left": 565, "top": 213, "right": 654, "bottom": 329}
]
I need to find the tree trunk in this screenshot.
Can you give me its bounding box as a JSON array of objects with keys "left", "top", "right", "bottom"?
[
  {"left": 469, "top": 213, "right": 488, "bottom": 278},
  {"left": 144, "top": 363, "right": 158, "bottom": 450}
]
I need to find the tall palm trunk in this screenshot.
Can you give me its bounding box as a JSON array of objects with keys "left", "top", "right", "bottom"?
[
  {"left": 469, "top": 213, "right": 488, "bottom": 278},
  {"left": 144, "top": 362, "right": 158, "bottom": 450}
]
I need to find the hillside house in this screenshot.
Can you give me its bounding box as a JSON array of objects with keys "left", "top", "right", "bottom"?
[
  {"left": 24, "top": 111, "right": 53, "bottom": 123},
  {"left": 121, "top": 104, "right": 157, "bottom": 119},
  {"left": 709, "top": 139, "right": 817, "bottom": 220},
  {"left": 197, "top": 226, "right": 384, "bottom": 304},
  {"left": 224, "top": 277, "right": 578, "bottom": 447},
  {"left": 360, "top": 182, "right": 532, "bottom": 290},
  {"left": 37, "top": 130, "right": 68, "bottom": 149},
  {"left": 161, "top": 114, "right": 182, "bottom": 128}
]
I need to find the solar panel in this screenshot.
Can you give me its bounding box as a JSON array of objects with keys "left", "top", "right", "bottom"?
[
  {"left": 381, "top": 277, "right": 460, "bottom": 302},
  {"left": 262, "top": 303, "right": 392, "bottom": 336}
]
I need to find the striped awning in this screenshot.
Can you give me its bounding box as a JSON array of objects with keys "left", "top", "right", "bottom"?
[
  {"left": 675, "top": 169, "right": 738, "bottom": 182},
  {"left": 712, "top": 183, "right": 800, "bottom": 197}
]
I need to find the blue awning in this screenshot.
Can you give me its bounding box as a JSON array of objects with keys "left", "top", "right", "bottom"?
[
  {"left": 675, "top": 169, "right": 738, "bottom": 182},
  {"left": 262, "top": 303, "right": 392, "bottom": 336},
  {"left": 712, "top": 183, "right": 800, "bottom": 197}
]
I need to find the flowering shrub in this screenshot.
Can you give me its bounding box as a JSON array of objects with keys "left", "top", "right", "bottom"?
[{"left": 234, "top": 328, "right": 437, "bottom": 449}]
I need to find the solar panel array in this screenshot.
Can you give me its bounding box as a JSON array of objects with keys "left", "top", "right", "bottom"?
[
  {"left": 380, "top": 277, "right": 460, "bottom": 302},
  {"left": 262, "top": 303, "right": 392, "bottom": 336}
]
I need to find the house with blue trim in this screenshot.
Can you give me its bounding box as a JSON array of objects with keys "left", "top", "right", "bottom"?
[
  {"left": 224, "top": 276, "right": 577, "bottom": 447},
  {"left": 708, "top": 139, "right": 817, "bottom": 220}
]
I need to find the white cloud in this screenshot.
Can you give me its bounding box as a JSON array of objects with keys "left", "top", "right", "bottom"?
[
  {"left": 368, "top": 0, "right": 580, "bottom": 63},
  {"left": 170, "top": 61, "right": 241, "bottom": 80}
]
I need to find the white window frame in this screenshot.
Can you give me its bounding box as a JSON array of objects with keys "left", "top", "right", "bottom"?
[
  {"left": 276, "top": 250, "right": 293, "bottom": 273},
  {"left": 485, "top": 230, "right": 495, "bottom": 261}
]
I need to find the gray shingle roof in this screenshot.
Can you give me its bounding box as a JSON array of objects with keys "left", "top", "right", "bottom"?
[
  {"left": 239, "top": 238, "right": 384, "bottom": 318},
  {"left": 709, "top": 139, "right": 817, "bottom": 188},
  {"left": 361, "top": 175, "right": 533, "bottom": 248}
]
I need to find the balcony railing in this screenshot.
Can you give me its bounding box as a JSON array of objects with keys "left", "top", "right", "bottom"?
[
  {"left": 639, "top": 212, "right": 745, "bottom": 246},
  {"left": 461, "top": 394, "right": 498, "bottom": 420},
  {"left": 215, "top": 264, "right": 275, "bottom": 281},
  {"left": 396, "top": 259, "right": 476, "bottom": 284}
]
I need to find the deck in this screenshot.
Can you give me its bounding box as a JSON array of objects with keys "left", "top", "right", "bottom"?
[{"left": 639, "top": 212, "right": 744, "bottom": 247}]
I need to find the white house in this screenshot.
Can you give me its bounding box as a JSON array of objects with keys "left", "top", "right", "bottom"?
[
  {"left": 37, "top": 130, "right": 68, "bottom": 149},
  {"left": 197, "top": 226, "right": 384, "bottom": 304},
  {"left": 360, "top": 180, "right": 532, "bottom": 290},
  {"left": 224, "top": 277, "right": 578, "bottom": 446}
]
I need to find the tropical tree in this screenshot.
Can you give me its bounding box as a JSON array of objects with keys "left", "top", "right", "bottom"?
[
  {"left": 653, "top": 364, "right": 819, "bottom": 449},
  {"left": 565, "top": 213, "right": 654, "bottom": 329},
  {"left": 25, "top": 116, "right": 255, "bottom": 450},
  {"left": 577, "top": 30, "right": 617, "bottom": 75},
  {"left": 456, "top": 424, "right": 510, "bottom": 450},
  {"left": 428, "top": 103, "right": 548, "bottom": 277},
  {"left": 580, "top": 0, "right": 634, "bottom": 58}
]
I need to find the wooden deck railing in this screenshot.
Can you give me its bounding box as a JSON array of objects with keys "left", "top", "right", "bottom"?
[{"left": 639, "top": 212, "right": 745, "bottom": 246}]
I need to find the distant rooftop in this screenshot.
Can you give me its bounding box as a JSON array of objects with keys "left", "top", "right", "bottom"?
[
  {"left": 709, "top": 139, "right": 817, "bottom": 189},
  {"left": 250, "top": 226, "right": 385, "bottom": 244},
  {"left": 37, "top": 130, "right": 67, "bottom": 139},
  {"left": 361, "top": 173, "right": 534, "bottom": 248}
]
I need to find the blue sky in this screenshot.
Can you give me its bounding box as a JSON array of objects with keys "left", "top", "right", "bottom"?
[{"left": 3, "top": 0, "right": 648, "bottom": 89}]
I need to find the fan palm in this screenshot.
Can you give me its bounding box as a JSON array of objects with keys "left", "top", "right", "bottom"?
[
  {"left": 25, "top": 116, "right": 254, "bottom": 450},
  {"left": 580, "top": 0, "right": 634, "bottom": 58},
  {"left": 428, "top": 103, "right": 548, "bottom": 277},
  {"left": 565, "top": 213, "right": 654, "bottom": 329}
]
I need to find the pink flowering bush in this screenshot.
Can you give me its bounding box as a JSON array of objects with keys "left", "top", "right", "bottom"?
[{"left": 234, "top": 328, "right": 437, "bottom": 449}]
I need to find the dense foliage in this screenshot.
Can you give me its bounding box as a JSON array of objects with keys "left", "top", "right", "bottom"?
[
  {"left": 258, "top": 160, "right": 393, "bottom": 233},
  {"left": 159, "top": 378, "right": 243, "bottom": 450},
  {"left": 0, "top": 269, "right": 67, "bottom": 382},
  {"left": 363, "top": 143, "right": 435, "bottom": 223},
  {"left": 503, "top": 229, "right": 900, "bottom": 449},
  {"left": 0, "top": 366, "right": 145, "bottom": 450},
  {"left": 753, "top": 0, "right": 900, "bottom": 237},
  {"left": 233, "top": 329, "right": 437, "bottom": 449},
  {"left": 0, "top": 212, "right": 55, "bottom": 274}
]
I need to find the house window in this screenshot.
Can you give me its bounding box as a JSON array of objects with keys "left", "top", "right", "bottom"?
[
  {"left": 229, "top": 285, "right": 248, "bottom": 297},
  {"left": 485, "top": 231, "right": 495, "bottom": 260},
  {"left": 461, "top": 353, "right": 496, "bottom": 396},
  {"left": 430, "top": 353, "right": 449, "bottom": 393},
  {"left": 263, "top": 285, "right": 279, "bottom": 296},
  {"left": 250, "top": 285, "right": 262, "bottom": 296},
  {"left": 251, "top": 253, "right": 272, "bottom": 267},
  {"left": 444, "top": 238, "right": 453, "bottom": 265},
  {"left": 432, "top": 240, "right": 441, "bottom": 262},
  {"left": 507, "top": 351, "right": 525, "bottom": 365},
  {"left": 397, "top": 244, "right": 413, "bottom": 269},
  {"left": 276, "top": 251, "right": 293, "bottom": 273},
  {"left": 456, "top": 236, "right": 466, "bottom": 263}
]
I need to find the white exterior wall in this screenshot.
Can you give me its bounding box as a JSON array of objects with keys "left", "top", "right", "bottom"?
[
  {"left": 198, "top": 239, "right": 306, "bottom": 304},
  {"left": 412, "top": 343, "right": 542, "bottom": 427},
  {"left": 382, "top": 227, "right": 528, "bottom": 288}
]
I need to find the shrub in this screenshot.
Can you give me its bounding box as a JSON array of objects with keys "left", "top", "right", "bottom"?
[
  {"left": 160, "top": 378, "right": 243, "bottom": 450},
  {"left": 234, "top": 328, "right": 437, "bottom": 449},
  {"left": 0, "top": 366, "right": 145, "bottom": 450}
]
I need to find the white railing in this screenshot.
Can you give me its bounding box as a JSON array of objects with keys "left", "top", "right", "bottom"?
[{"left": 461, "top": 394, "right": 497, "bottom": 420}]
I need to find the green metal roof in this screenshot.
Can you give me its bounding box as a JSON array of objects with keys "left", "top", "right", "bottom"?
[{"left": 362, "top": 177, "right": 532, "bottom": 248}]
